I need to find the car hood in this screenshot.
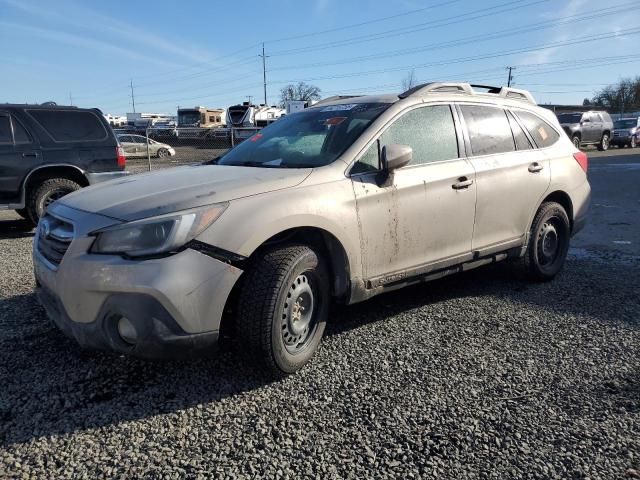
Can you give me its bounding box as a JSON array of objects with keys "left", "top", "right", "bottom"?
[{"left": 59, "top": 164, "right": 312, "bottom": 221}]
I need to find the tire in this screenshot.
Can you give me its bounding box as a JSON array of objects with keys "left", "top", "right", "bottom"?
[
  {"left": 237, "top": 244, "right": 330, "bottom": 376},
  {"left": 571, "top": 135, "right": 581, "bottom": 149},
  {"left": 520, "top": 202, "right": 571, "bottom": 281},
  {"left": 157, "top": 148, "right": 169, "bottom": 159},
  {"left": 631, "top": 136, "right": 637, "bottom": 148},
  {"left": 597, "top": 133, "right": 610, "bottom": 151},
  {"left": 27, "top": 178, "right": 81, "bottom": 223},
  {"left": 15, "top": 208, "right": 29, "bottom": 220}
]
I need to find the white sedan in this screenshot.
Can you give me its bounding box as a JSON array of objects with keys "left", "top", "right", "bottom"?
[{"left": 117, "top": 134, "right": 176, "bottom": 159}]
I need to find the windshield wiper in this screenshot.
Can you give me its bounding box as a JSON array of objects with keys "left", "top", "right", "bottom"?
[{"left": 222, "top": 161, "right": 281, "bottom": 168}]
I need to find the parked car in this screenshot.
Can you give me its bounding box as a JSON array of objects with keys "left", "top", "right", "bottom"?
[
  {"left": 33, "top": 83, "right": 590, "bottom": 375},
  {"left": 556, "top": 110, "right": 613, "bottom": 151},
  {"left": 611, "top": 117, "right": 640, "bottom": 148},
  {"left": 0, "top": 104, "right": 127, "bottom": 224},
  {"left": 117, "top": 134, "right": 176, "bottom": 158}
]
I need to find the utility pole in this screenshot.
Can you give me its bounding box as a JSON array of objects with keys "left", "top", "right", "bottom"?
[
  {"left": 259, "top": 42, "right": 269, "bottom": 105},
  {"left": 246, "top": 95, "right": 254, "bottom": 105},
  {"left": 506, "top": 66, "right": 515, "bottom": 87},
  {"left": 130, "top": 79, "right": 136, "bottom": 113}
]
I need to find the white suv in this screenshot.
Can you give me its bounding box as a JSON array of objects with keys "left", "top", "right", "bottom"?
[{"left": 33, "top": 83, "right": 591, "bottom": 375}]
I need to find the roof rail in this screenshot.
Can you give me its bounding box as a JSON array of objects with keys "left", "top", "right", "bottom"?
[{"left": 399, "top": 82, "right": 536, "bottom": 104}]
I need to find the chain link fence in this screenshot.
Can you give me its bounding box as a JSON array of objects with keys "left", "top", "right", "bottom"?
[{"left": 113, "top": 126, "right": 263, "bottom": 174}]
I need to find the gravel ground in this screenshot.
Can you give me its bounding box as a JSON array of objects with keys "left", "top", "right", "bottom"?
[{"left": 0, "top": 149, "right": 639, "bottom": 478}]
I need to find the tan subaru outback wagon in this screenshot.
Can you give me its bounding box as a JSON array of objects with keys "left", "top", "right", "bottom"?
[{"left": 33, "top": 83, "right": 590, "bottom": 375}]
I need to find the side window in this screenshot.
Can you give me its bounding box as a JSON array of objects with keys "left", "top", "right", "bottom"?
[
  {"left": 460, "top": 105, "right": 514, "bottom": 156},
  {"left": 134, "top": 136, "right": 147, "bottom": 144},
  {"left": 351, "top": 141, "right": 380, "bottom": 174},
  {"left": 0, "top": 115, "right": 12, "bottom": 144},
  {"left": 379, "top": 105, "right": 458, "bottom": 166},
  {"left": 507, "top": 111, "right": 532, "bottom": 150},
  {"left": 11, "top": 117, "right": 32, "bottom": 144},
  {"left": 27, "top": 110, "right": 107, "bottom": 142},
  {"left": 516, "top": 110, "right": 561, "bottom": 148},
  {"left": 118, "top": 135, "right": 131, "bottom": 143}
]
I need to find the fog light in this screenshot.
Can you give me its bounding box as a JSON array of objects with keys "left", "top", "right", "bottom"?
[{"left": 117, "top": 316, "right": 137, "bottom": 344}]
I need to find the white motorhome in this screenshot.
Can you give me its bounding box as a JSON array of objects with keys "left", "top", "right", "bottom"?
[
  {"left": 126, "top": 113, "right": 174, "bottom": 131},
  {"left": 227, "top": 103, "right": 285, "bottom": 141}
]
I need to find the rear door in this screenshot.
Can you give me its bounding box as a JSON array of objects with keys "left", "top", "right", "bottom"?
[
  {"left": 0, "top": 112, "right": 40, "bottom": 202},
  {"left": 458, "top": 104, "right": 550, "bottom": 253},
  {"left": 118, "top": 135, "right": 137, "bottom": 156}
]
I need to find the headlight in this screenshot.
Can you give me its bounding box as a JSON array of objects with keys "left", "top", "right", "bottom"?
[{"left": 90, "top": 203, "right": 227, "bottom": 257}]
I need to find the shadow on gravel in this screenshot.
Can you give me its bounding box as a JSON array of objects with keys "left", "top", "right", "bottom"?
[
  {"left": 0, "top": 219, "right": 34, "bottom": 239},
  {"left": 0, "top": 256, "right": 638, "bottom": 446}
]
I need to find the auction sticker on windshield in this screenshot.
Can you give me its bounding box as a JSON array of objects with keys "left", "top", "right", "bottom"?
[{"left": 320, "top": 104, "right": 358, "bottom": 111}]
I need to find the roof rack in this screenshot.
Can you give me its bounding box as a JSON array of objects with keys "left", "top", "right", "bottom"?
[{"left": 399, "top": 82, "right": 536, "bottom": 104}]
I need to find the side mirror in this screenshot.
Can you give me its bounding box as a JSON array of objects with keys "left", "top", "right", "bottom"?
[{"left": 381, "top": 144, "right": 412, "bottom": 172}]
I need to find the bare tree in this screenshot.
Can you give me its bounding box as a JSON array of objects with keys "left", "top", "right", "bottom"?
[
  {"left": 401, "top": 69, "right": 417, "bottom": 91},
  {"left": 279, "top": 82, "right": 322, "bottom": 107},
  {"left": 591, "top": 77, "right": 640, "bottom": 113}
]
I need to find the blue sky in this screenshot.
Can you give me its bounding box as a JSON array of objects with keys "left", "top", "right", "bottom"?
[{"left": 1, "top": 0, "right": 639, "bottom": 115}]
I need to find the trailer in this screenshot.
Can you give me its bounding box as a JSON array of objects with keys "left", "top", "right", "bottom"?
[{"left": 227, "top": 103, "right": 285, "bottom": 142}]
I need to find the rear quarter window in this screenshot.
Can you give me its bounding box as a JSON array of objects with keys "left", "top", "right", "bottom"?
[
  {"left": 27, "top": 109, "right": 108, "bottom": 142},
  {"left": 515, "top": 110, "right": 560, "bottom": 148}
]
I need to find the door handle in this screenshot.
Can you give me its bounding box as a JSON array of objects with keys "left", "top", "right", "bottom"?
[
  {"left": 452, "top": 177, "right": 473, "bottom": 190},
  {"left": 528, "top": 162, "right": 544, "bottom": 173},
  {"left": 22, "top": 152, "right": 38, "bottom": 158}
]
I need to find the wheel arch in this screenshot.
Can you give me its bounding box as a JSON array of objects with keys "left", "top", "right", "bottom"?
[
  {"left": 538, "top": 190, "right": 574, "bottom": 231},
  {"left": 218, "top": 225, "right": 352, "bottom": 340},
  {"left": 21, "top": 164, "right": 89, "bottom": 203}
]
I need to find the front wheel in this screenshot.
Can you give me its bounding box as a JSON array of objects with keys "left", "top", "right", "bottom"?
[
  {"left": 571, "top": 135, "right": 581, "bottom": 149},
  {"left": 597, "top": 133, "right": 610, "bottom": 151},
  {"left": 631, "top": 136, "right": 637, "bottom": 148},
  {"left": 237, "top": 245, "right": 330, "bottom": 376},
  {"left": 157, "top": 148, "right": 169, "bottom": 159},
  {"left": 27, "top": 178, "right": 81, "bottom": 223},
  {"left": 520, "top": 202, "right": 571, "bottom": 281}
]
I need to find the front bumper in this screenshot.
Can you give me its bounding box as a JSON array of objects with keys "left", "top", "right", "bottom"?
[
  {"left": 610, "top": 134, "right": 634, "bottom": 145},
  {"left": 86, "top": 170, "right": 130, "bottom": 185},
  {"left": 33, "top": 206, "right": 243, "bottom": 358},
  {"left": 37, "top": 286, "right": 219, "bottom": 358}
]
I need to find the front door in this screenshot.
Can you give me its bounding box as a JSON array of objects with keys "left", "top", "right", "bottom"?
[{"left": 351, "top": 104, "right": 477, "bottom": 285}]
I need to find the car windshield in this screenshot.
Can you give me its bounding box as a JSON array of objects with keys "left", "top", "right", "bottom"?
[
  {"left": 217, "top": 103, "right": 390, "bottom": 168},
  {"left": 614, "top": 119, "right": 637, "bottom": 129},
  {"left": 556, "top": 113, "right": 583, "bottom": 123},
  {"left": 179, "top": 111, "right": 200, "bottom": 125}
]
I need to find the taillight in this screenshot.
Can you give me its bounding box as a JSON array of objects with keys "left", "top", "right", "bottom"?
[
  {"left": 116, "top": 145, "right": 126, "bottom": 168},
  {"left": 573, "top": 151, "right": 588, "bottom": 173}
]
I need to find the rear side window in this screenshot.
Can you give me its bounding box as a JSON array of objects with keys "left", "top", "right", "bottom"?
[
  {"left": 516, "top": 110, "right": 560, "bottom": 148},
  {"left": 0, "top": 116, "right": 11, "bottom": 144},
  {"left": 379, "top": 105, "right": 459, "bottom": 166},
  {"left": 507, "top": 111, "right": 532, "bottom": 150},
  {"left": 460, "top": 105, "right": 514, "bottom": 156},
  {"left": 12, "top": 117, "right": 32, "bottom": 143},
  {"left": 27, "top": 109, "right": 107, "bottom": 142}
]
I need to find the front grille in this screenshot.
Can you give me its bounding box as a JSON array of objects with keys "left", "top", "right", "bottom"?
[{"left": 37, "top": 214, "right": 74, "bottom": 267}]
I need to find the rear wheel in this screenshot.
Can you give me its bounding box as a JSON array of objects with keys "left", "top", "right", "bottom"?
[
  {"left": 26, "top": 178, "right": 81, "bottom": 223},
  {"left": 237, "top": 245, "right": 329, "bottom": 376},
  {"left": 597, "top": 133, "right": 610, "bottom": 151},
  {"left": 520, "top": 202, "right": 571, "bottom": 281}
]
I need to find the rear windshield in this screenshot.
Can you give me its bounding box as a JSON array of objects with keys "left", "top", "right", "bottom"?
[
  {"left": 217, "top": 103, "right": 390, "bottom": 168},
  {"left": 614, "top": 119, "right": 637, "bottom": 129},
  {"left": 556, "top": 113, "right": 583, "bottom": 124},
  {"left": 27, "top": 109, "right": 108, "bottom": 142}
]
